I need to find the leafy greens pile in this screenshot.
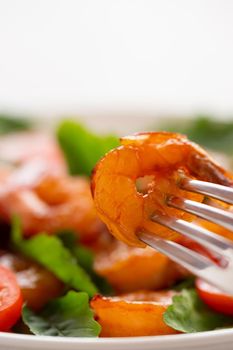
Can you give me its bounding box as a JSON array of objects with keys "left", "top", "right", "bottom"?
[{"left": 11, "top": 217, "right": 102, "bottom": 336}]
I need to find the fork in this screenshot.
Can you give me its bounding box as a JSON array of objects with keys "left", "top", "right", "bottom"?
[{"left": 139, "top": 177, "right": 233, "bottom": 294}]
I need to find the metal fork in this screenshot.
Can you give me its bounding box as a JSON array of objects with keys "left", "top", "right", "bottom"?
[{"left": 139, "top": 177, "right": 233, "bottom": 294}]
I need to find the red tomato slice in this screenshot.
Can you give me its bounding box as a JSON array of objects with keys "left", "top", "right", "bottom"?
[
  {"left": 0, "top": 265, "right": 23, "bottom": 331},
  {"left": 196, "top": 278, "right": 233, "bottom": 316}
]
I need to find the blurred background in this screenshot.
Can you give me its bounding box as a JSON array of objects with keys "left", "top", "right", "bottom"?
[{"left": 0, "top": 0, "right": 233, "bottom": 124}]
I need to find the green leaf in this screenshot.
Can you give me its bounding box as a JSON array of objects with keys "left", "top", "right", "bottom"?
[
  {"left": 11, "top": 217, "right": 98, "bottom": 297},
  {"left": 57, "top": 120, "right": 119, "bottom": 176},
  {"left": 22, "top": 291, "right": 101, "bottom": 337},
  {"left": 0, "top": 114, "right": 32, "bottom": 134},
  {"left": 163, "top": 289, "right": 233, "bottom": 333},
  {"left": 58, "top": 231, "right": 94, "bottom": 272},
  {"left": 58, "top": 231, "right": 114, "bottom": 295},
  {"left": 159, "top": 116, "right": 233, "bottom": 155}
]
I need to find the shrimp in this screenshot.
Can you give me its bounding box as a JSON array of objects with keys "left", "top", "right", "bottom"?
[
  {"left": 0, "top": 251, "right": 64, "bottom": 310},
  {"left": 0, "top": 165, "right": 104, "bottom": 242},
  {"left": 91, "top": 290, "right": 178, "bottom": 336},
  {"left": 0, "top": 131, "right": 105, "bottom": 241},
  {"left": 94, "top": 240, "right": 186, "bottom": 293},
  {"left": 91, "top": 132, "right": 233, "bottom": 246}
]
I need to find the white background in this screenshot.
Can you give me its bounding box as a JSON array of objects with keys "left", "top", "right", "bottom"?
[{"left": 0, "top": 0, "right": 233, "bottom": 119}]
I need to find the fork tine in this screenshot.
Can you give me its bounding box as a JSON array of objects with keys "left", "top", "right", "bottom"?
[
  {"left": 139, "top": 231, "right": 212, "bottom": 271},
  {"left": 167, "top": 196, "right": 233, "bottom": 232},
  {"left": 179, "top": 178, "right": 233, "bottom": 205},
  {"left": 139, "top": 231, "right": 233, "bottom": 294},
  {"left": 151, "top": 213, "right": 233, "bottom": 258}
]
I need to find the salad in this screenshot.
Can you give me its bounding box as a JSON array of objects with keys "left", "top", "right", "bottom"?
[{"left": 0, "top": 115, "right": 232, "bottom": 338}]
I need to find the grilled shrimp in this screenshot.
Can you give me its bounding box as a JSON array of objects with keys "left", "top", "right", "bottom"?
[
  {"left": 94, "top": 240, "right": 186, "bottom": 293},
  {"left": 92, "top": 132, "right": 232, "bottom": 246},
  {"left": 91, "top": 290, "right": 178, "bottom": 336},
  {"left": 0, "top": 166, "right": 104, "bottom": 241},
  {"left": 0, "top": 131, "right": 104, "bottom": 241}
]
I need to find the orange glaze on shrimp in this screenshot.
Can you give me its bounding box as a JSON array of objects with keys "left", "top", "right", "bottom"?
[
  {"left": 0, "top": 159, "right": 105, "bottom": 244},
  {"left": 91, "top": 290, "right": 178, "bottom": 337},
  {"left": 0, "top": 171, "right": 104, "bottom": 242},
  {"left": 94, "top": 240, "right": 186, "bottom": 293},
  {"left": 92, "top": 132, "right": 233, "bottom": 246},
  {"left": 0, "top": 131, "right": 105, "bottom": 242}
]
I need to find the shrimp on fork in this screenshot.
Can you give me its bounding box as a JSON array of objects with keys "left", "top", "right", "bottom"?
[{"left": 91, "top": 132, "right": 233, "bottom": 247}]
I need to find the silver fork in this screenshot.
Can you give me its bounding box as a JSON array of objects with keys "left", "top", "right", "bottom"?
[{"left": 139, "top": 177, "right": 233, "bottom": 294}]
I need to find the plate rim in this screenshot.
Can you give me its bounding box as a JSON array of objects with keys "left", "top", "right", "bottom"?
[{"left": 0, "top": 328, "right": 233, "bottom": 348}]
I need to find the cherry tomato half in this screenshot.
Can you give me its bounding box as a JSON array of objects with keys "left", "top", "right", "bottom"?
[
  {"left": 0, "top": 265, "right": 23, "bottom": 331},
  {"left": 196, "top": 278, "right": 233, "bottom": 316}
]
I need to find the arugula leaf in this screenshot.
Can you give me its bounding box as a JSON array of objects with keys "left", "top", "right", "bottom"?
[
  {"left": 163, "top": 289, "right": 233, "bottom": 333},
  {"left": 0, "top": 114, "right": 32, "bottom": 134},
  {"left": 57, "top": 120, "right": 119, "bottom": 176},
  {"left": 22, "top": 291, "right": 101, "bottom": 337},
  {"left": 159, "top": 116, "right": 233, "bottom": 155},
  {"left": 58, "top": 231, "right": 113, "bottom": 295},
  {"left": 11, "top": 217, "right": 98, "bottom": 297}
]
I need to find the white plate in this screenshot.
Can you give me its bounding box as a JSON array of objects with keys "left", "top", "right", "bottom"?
[
  {"left": 0, "top": 114, "right": 232, "bottom": 350},
  {"left": 1, "top": 329, "right": 233, "bottom": 350}
]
